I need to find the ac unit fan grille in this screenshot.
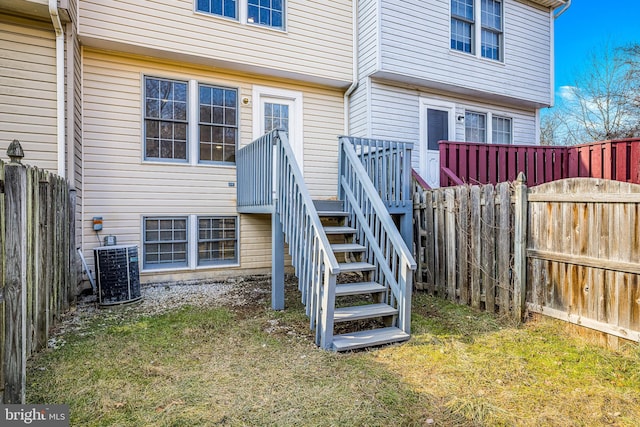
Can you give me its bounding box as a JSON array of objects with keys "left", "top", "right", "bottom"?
[{"left": 94, "top": 245, "right": 141, "bottom": 306}]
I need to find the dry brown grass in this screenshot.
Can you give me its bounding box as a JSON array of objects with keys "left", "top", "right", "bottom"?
[{"left": 27, "top": 280, "right": 640, "bottom": 426}]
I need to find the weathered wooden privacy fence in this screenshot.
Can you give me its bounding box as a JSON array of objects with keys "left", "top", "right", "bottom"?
[
  {"left": 0, "top": 140, "right": 76, "bottom": 404},
  {"left": 414, "top": 176, "right": 640, "bottom": 344}
]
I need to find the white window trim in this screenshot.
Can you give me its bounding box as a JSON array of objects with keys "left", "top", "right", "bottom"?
[
  {"left": 141, "top": 75, "right": 240, "bottom": 166},
  {"left": 463, "top": 109, "right": 512, "bottom": 144},
  {"left": 252, "top": 85, "right": 304, "bottom": 167},
  {"left": 449, "top": 0, "right": 504, "bottom": 63},
  {"left": 141, "top": 214, "right": 240, "bottom": 272},
  {"left": 193, "top": 0, "right": 286, "bottom": 32}
]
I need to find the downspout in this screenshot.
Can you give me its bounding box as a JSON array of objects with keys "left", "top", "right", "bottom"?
[
  {"left": 50, "top": 0, "right": 66, "bottom": 178},
  {"left": 343, "top": 0, "right": 359, "bottom": 134},
  {"left": 554, "top": 0, "right": 571, "bottom": 19}
]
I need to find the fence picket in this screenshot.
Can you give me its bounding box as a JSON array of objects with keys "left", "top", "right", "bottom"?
[
  {"left": 496, "top": 182, "right": 510, "bottom": 314},
  {"left": 445, "top": 189, "right": 456, "bottom": 301},
  {"left": 424, "top": 191, "right": 435, "bottom": 294},
  {"left": 482, "top": 185, "right": 496, "bottom": 312},
  {"left": 456, "top": 186, "right": 469, "bottom": 305},
  {"left": 470, "top": 186, "right": 482, "bottom": 309},
  {"left": 1, "top": 145, "right": 75, "bottom": 403}
]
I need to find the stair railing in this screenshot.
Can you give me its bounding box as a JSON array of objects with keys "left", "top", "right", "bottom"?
[
  {"left": 342, "top": 137, "right": 414, "bottom": 209},
  {"left": 237, "top": 131, "right": 274, "bottom": 212},
  {"left": 338, "top": 137, "right": 417, "bottom": 334},
  {"left": 238, "top": 129, "right": 341, "bottom": 349}
]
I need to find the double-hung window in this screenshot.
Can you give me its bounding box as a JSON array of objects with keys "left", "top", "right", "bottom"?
[
  {"left": 143, "top": 76, "right": 238, "bottom": 165},
  {"left": 451, "top": 0, "right": 503, "bottom": 61},
  {"left": 144, "top": 78, "right": 188, "bottom": 161},
  {"left": 196, "top": 0, "right": 237, "bottom": 19},
  {"left": 143, "top": 217, "right": 189, "bottom": 269},
  {"left": 199, "top": 85, "right": 237, "bottom": 163},
  {"left": 465, "top": 111, "right": 487, "bottom": 142},
  {"left": 143, "top": 215, "right": 239, "bottom": 270},
  {"left": 198, "top": 216, "right": 238, "bottom": 266},
  {"left": 492, "top": 115, "right": 512, "bottom": 144},
  {"left": 451, "top": 0, "right": 474, "bottom": 53},
  {"left": 196, "top": 0, "right": 284, "bottom": 30},
  {"left": 481, "top": 0, "right": 502, "bottom": 60},
  {"left": 247, "top": 0, "right": 284, "bottom": 29},
  {"left": 465, "top": 110, "right": 512, "bottom": 144}
]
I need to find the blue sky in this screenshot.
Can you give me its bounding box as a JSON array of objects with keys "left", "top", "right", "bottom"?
[{"left": 553, "top": 1, "right": 640, "bottom": 93}]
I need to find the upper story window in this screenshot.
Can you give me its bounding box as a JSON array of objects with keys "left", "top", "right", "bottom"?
[
  {"left": 143, "top": 76, "right": 238, "bottom": 165},
  {"left": 451, "top": 0, "right": 474, "bottom": 53},
  {"left": 196, "top": 0, "right": 284, "bottom": 30},
  {"left": 144, "top": 78, "right": 188, "bottom": 161},
  {"left": 481, "top": 0, "right": 502, "bottom": 60},
  {"left": 247, "top": 0, "right": 284, "bottom": 29},
  {"left": 197, "top": 0, "right": 238, "bottom": 19},
  {"left": 451, "top": 0, "right": 503, "bottom": 61},
  {"left": 465, "top": 110, "right": 512, "bottom": 144}
]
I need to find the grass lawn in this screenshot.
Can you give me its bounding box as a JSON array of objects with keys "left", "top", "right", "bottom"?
[{"left": 28, "top": 279, "right": 640, "bottom": 426}]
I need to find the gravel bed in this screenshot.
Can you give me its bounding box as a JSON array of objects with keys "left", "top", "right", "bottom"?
[{"left": 47, "top": 275, "right": 275, "bottom": 349}]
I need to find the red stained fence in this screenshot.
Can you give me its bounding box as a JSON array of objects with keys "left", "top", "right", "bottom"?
[{"left": 439, "top": 138, "right": 640, "bottom": 187}]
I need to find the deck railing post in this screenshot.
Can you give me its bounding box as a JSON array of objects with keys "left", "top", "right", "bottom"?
[{"left": 271, "top": 133, "right": 285, "bottom": 310}]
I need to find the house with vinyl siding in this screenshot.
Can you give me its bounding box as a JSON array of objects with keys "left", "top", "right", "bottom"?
[
  {"left": 0, "top": 0, "right": 83, "bottom": 243},
  {"left": 349, "top": 0, "right": 569, "bottom": 188},
  {"left": 1, "top": 0, "right": 568, "bottom": 287},
  {"left": 76, "top": 0, "right": 354, "bottom": 284}
]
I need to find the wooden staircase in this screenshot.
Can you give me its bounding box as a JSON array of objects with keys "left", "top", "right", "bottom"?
[
  {"left": 315, "top": 200, "right": 410, "bottom": 351},
  {"left": 237, "top": 130, "right": 415, "bottom": 352}
]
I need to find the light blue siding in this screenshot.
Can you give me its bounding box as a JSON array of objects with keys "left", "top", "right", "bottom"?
[
  {"left": 366, "top": 82, "right": 538, "bottom": 171},
  {"left": 371, "top": 0, "right": 553, "bottom": 107}
]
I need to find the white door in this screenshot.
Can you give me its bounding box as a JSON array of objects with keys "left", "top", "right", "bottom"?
[
  {"left": 253, "top": 87, "right": 303, "bottom": 172},
  {"left": 420, "top": 99, "right": 456, "bottom": 188}
]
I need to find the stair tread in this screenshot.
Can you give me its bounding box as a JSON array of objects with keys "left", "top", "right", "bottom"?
[
  {"left": 317, "top": 210, "right": 349, "bottom": 217},
  {"left": 338, "top": 261, "right": 376, "bottom": 272},
  {"left": 332, "top": 327, "right": 410, "bottom": 352},
  {"left": 335, "top": 282, "right": 386, "bottom": 296},
  {"left": 334, "top": 303, "right": 398, "bottom": 322},
  {"left": 324, "top": 226, "right": 357, "bottom": 234},
  {"left": 331, "top": 243, "right": 366, "bottom": 252}
]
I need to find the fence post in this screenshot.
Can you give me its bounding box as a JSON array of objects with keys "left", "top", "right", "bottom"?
[
  {"left": 513, "top": 172, "right": 528, "bottom": 321},
  {"left": 3, "top": 140, "right": 27, "bottom": 404}
]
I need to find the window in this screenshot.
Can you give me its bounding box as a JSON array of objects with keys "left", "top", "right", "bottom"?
[
  {"left": 465, "top": 111, "right": 487, "bottom": 142},
  {"left": 197, "top": 0, "right": 237, "bottom": 19},
  {"left": 198, "top": 216, "right": 238, "bottom": 265},
  {"left": 199, "top": 85, "right": 237, "bottom": 163},
  {"left": 492, "top": 115, "right": 512, "bottom": 144},
  {"left": 481, "top": 0, "right": 502, "bottom": 60},
  {"left": 143, "top": 217, "right": 188, "bottom": 268},
  {"left": 465, "top": 110, "right": 512, "bottom": 144},
  {"left": 144, "top": 78, "right": 188, "bottom": 161},
  {"left": 264, "top": 102, "right": 289, "bottom": 133},
  {"left": 247, "top": 0, "right": 284, "bottom": 29},
  {"left": 451, "top": 0, "right": 503, "bottom": 61},
  {"left": 143, "top": 215, "right": 239, "bottom": 270},
  {"left": 451, "top": 0, "right": 474, "bottom": 53},
  {"left": 143, "top": 77, "right": 238, "bottom": 165}
]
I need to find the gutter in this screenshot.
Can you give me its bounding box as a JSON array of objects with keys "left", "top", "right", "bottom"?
[
  {"left": 554, "top": 0, "right": 571, "bottom": 19},
  {"left": 50, "top": 0, "right": 66, "bottom": 178},
  {"left": 343, "top": 0, "right": 359, "bottom": 134}
]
